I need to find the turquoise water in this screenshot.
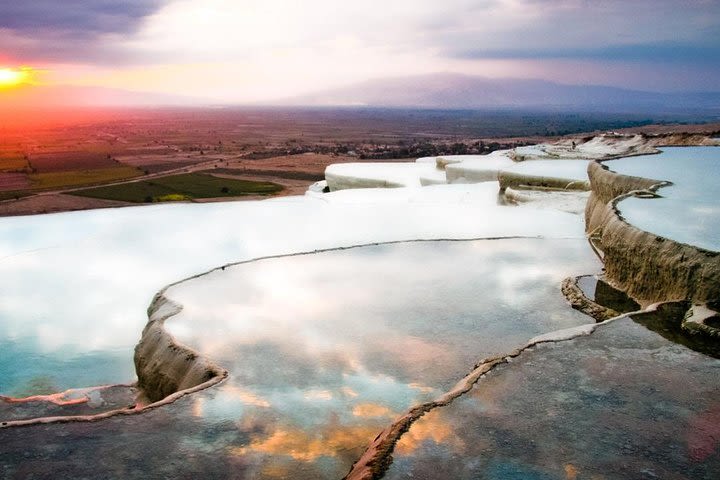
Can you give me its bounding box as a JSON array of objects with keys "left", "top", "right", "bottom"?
[
  {"left": 0, "top": 339, "right": 131, "bottom": 397},
  {"left": 0, "top": 186, "right": 584, "bottom": 399},
  {"left": 0, "top": 203, "right": 251, "bottom": 395},
  {"left": 605, "top": 147, "right": 720, "bottom": 251}
]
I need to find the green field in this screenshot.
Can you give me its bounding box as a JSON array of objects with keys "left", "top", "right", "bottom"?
[
  {"left": 71, "top": 173, "right": 283, "bottom": 203},
  {"left": 0, "top": 191, "right": 31, "bottom": 201},
  {"left": 29, "top": 166, "right": 144, "bottom": 189}
]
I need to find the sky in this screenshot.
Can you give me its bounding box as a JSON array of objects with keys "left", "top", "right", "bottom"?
[{"left": 0, "top": 0, "right": 719, "bottom": 102}]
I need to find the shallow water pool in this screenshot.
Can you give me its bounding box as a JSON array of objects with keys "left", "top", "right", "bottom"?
[
  {"left": 156, "top": 238, "right": 598, "bottom": 477},
  {"left": 605, "top": 147, "right": 720, "bottom": 251}
]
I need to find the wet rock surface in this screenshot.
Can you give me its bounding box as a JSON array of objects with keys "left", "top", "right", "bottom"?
[
  {"left": 561, "top": 275, "right": 639, "bottom": 322},
  {"left": 383, "top": 317, "right": 720, "bottom": 480},
  {"left": 0, "top": 385, "right": 138, "bottom": 423}
]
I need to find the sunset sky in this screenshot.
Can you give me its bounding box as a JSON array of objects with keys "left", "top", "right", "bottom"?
[{"left": 1, "top": 0, "right": 719, "bottom": 102}]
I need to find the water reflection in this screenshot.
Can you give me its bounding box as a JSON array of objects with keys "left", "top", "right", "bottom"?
[
  {"left": 606, "top": 147, "right": 720, "bottom": 251},
  {"left": 577, "top": 275, "right": 640, "bottom": 315},
  {"left": 161, "top": 239, "right": 598, "bottom": 476},
  {"left": 384, "top": 318, "right": 720, "bottom": 480},
  {"left": 630, "top": 302, "right": 720, "bottom": 359}
]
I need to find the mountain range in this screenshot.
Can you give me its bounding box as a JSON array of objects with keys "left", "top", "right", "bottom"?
[
  {"left": 284, "top": 73, "right": 720, "bottom": 112},
  {"left": 2, "top": 73, "right": 719, "bottom": 113}
]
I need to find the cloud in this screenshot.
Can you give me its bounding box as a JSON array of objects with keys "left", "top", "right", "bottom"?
[
  {"left": 2, "top": 0, "right": 719, "bottom": 93},
  {"left": 3, "top": 0, "right": 720, "bottom": 66},
  {"left": 0, "top": 1, "right": 166, "bottom": 35},
  {"left": 0, "top": 1, "right": 168, "bottom": 64},
  {"left": 121, "top": 0, "right": 720, "bottom": 68},
  {"left": 431, "top": 1, "right": 720, "bottom": 63},
  {"left": 450, "top": 42, "right": 720, "bottom": 64}
]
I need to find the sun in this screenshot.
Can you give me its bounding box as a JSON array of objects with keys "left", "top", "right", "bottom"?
[{"left": 0, "top": 67, "right": 32, "bottom": 89}]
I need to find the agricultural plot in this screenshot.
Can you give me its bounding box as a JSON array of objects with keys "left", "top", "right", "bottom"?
[
  {"left": 71, "top": 172, "right": 283, "bottom": 203},
  {"left": 0, "top": 153, "right": 29, "bottom": 172},
  {"left": 29, "top": 166, "right": 143, "bottom": 190},
  {"left": 28, "top": 151, "right": 118, "bottom": 173},
  {"left": 0, "top": 190, "right": 30, "bottom": 201},
  {"left": 208, "top": 167, "right": 325, "bottom": 181},
  {"left": 115, "top": 146, "right": 182, "bottom": 156},
  {"left": 115, "top": 154, "right": 204, "bottom": 174},
  {"left": 0, "top": 172, "right": 31, "bottom": 190}
]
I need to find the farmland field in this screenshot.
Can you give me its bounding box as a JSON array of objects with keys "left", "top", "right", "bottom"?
[
  {"left": 115, "top": 155, "right": 204, "bottom": 174},
  {"left": 0, "top": 173, "right": 30, "bottom": 190},
  {"left": 28, "top": 151, "right": 119, "bottom": 173},
  {"left": 71, "top": 172, "right": 283, "bottom": 202},
  {"left": 29, "top": 166, "right": 144, "bottom": 189},
  {"left": 0, "top": 153, "right": 28, "bottom": 172},
  {"left": 0, "top": 190, "right": 30, "bottom": 201},
  {"left": 208, "top": 167, "right": 325, "bottom": 182}
]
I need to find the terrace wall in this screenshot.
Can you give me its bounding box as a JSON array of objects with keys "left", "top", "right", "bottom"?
[{"left": 585, "top": 161, "right": 720, "bottom": 304}]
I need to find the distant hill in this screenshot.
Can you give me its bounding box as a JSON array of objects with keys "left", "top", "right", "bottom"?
[
  {"left": 4, "top": 75, "right": 719, "bottom": 113},
  {"left": 284, "top": 73, "right": 720, "bottom": 113}
]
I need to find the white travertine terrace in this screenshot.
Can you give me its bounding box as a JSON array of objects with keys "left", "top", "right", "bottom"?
[
  {"left": 444, "top": 151, "right": 517, "bottom": 183},
  {"left": 324, "top": 147, "right": 595, "bottom": 216},
  {"left": 324, "top": 135, "right": 646, "bottom": 195},
  {"left": 513, "top": 134, "right": 658, "bottom": 161},
  {"left": 324, "top": 162, "right": 445, "bottom": 190}
]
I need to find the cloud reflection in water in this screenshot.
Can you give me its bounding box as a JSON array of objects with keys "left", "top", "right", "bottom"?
[{"left": 162, "top": 239, "right": 599, "bottom": 473}]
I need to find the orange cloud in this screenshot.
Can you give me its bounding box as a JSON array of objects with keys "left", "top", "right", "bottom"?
[
  {"left": 230, "top": 424, "right": 380, "bottom": 462},
  {"left": 394, "top": 409, "right": 466, "bottom": 455}
]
